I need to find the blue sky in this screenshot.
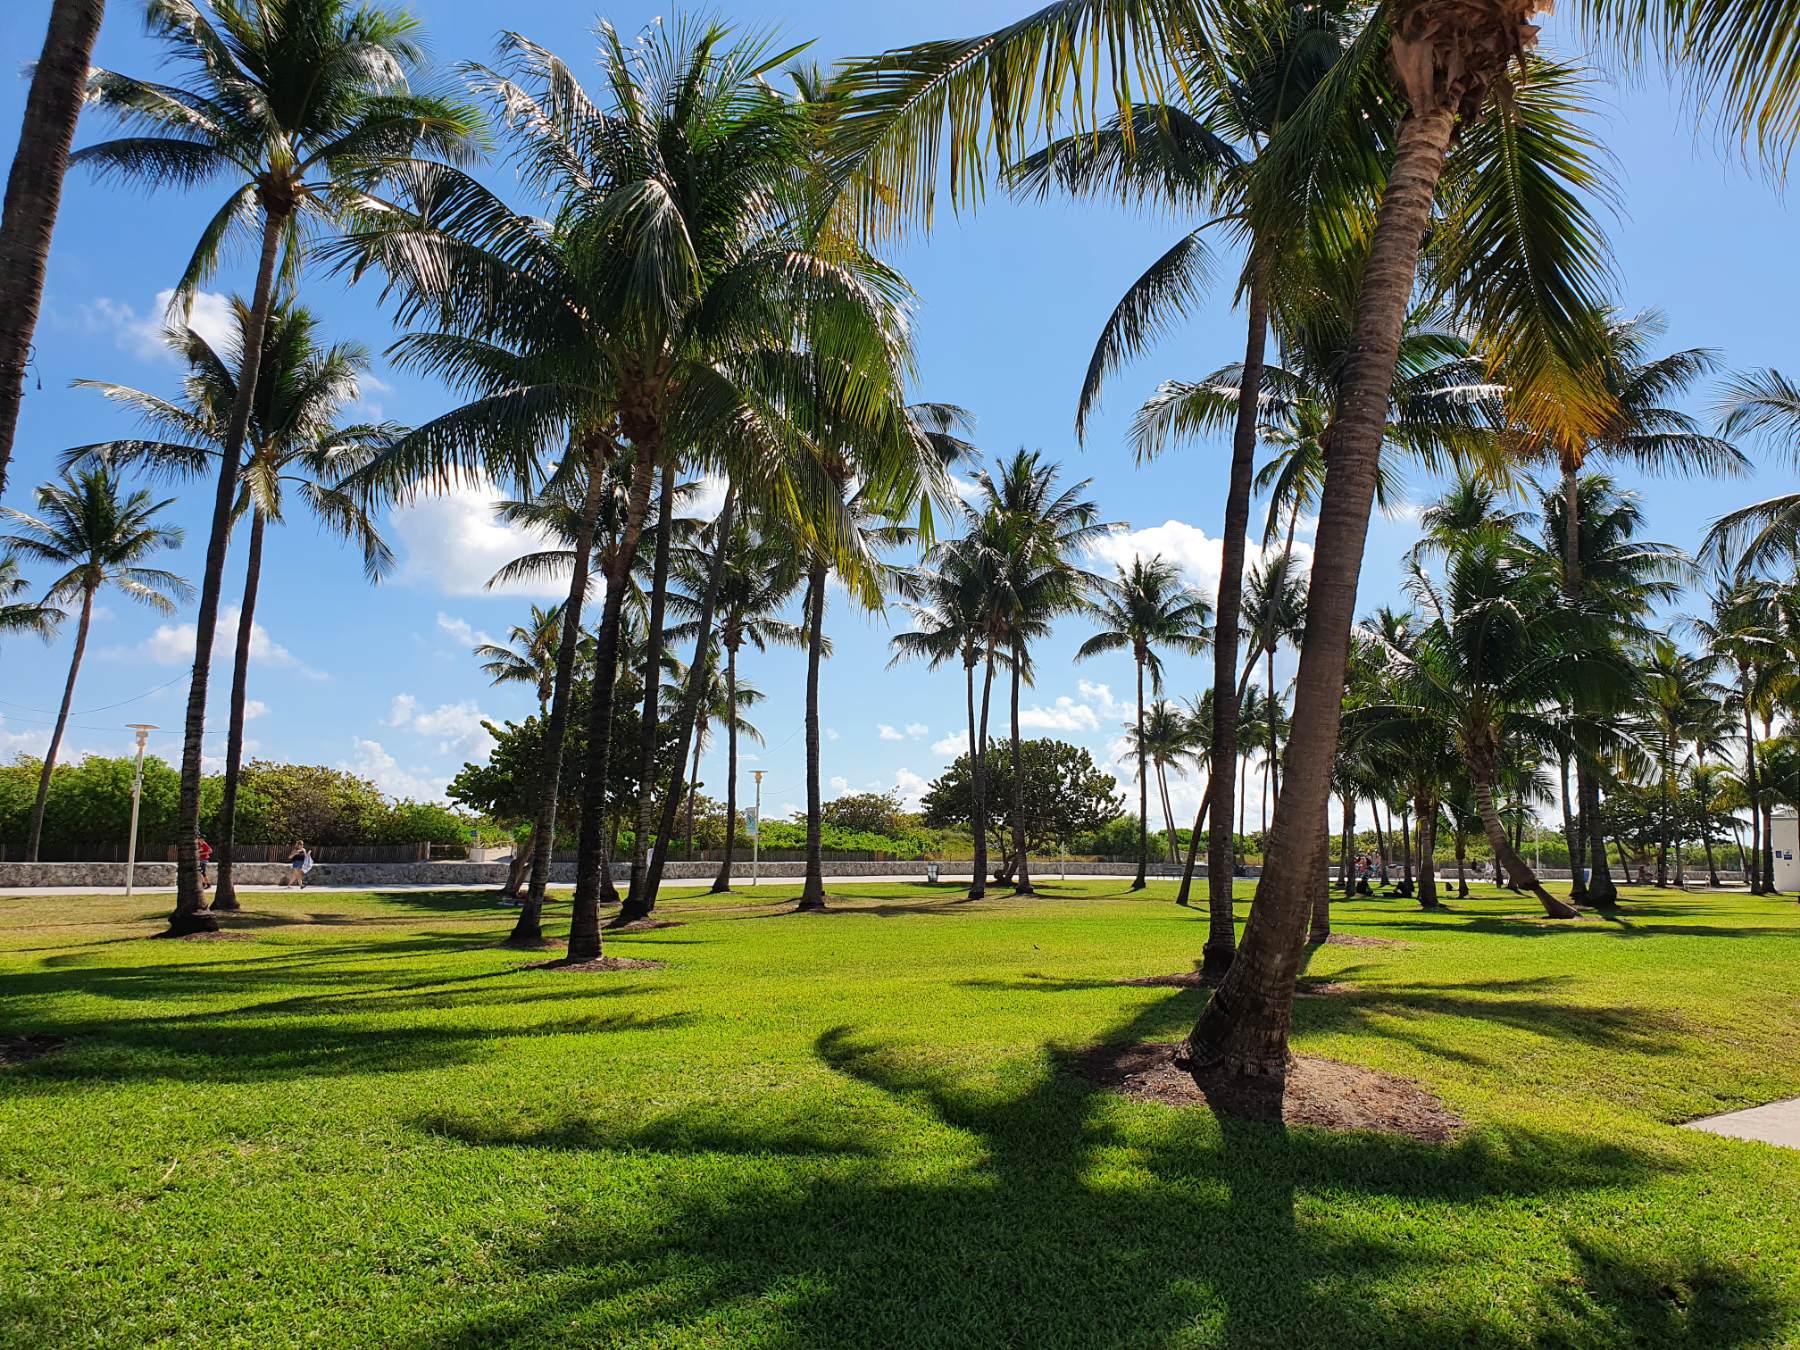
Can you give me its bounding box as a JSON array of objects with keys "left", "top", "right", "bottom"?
[{"left": 2, "top": 1, "right": 1796, "bottom": 831}]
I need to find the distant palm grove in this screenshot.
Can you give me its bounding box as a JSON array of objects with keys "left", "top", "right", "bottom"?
[{"left": 4, "top": 0, "right": 1800, "bottom": 1090}]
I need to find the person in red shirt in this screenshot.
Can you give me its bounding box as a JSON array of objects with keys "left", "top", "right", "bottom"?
[{"left": 196, "top": 836, "right": 212, "bottom": 890}]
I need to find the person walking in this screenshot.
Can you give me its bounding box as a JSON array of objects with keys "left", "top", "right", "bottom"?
[
  {"left": 283, "top": 841, "right": 310, "bottom": 888},
  {"left": 196, "top": 835, "right": 212, "bottom": 890}
]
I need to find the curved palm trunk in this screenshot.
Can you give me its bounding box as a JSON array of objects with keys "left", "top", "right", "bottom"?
[
  {"left": 1472, "top": 751, "right": 1575, "bottom": 916},
  {"left": 1372, "top": 803, "right": 1390, "bottom": 885},
  {"left": 797, "top": 558, "right": 830, "bottom": 911},
  {"left": 1010, "top": 639, "right": 1034, "bottom": 896},
  {"left": 712, "top": 640, "right": 741, "bottom": 893},
  {"left": 1203, "top": 268, "right": 1268, "bottom": 979},
  {"left": 212, "top": 508, "right": 267, "bottom": 911},
  {"left": 1132, "top": 655, "right": 1148, "bottom": 889},
  {"left": 566, "top": 453, "right": 657, "bottom": 962},
  {"left": 643, "top": 487, "right": 738, "bottom": 910},
  {"left": 1183, "top": 106, "right": 1461, "bottom": 1074},
  {"left": 684, "top": 732, "right": 703, "bottom": 859},
  {"left": 510, "top": 454, "right": 606, "bottom": 944},
  {"left": 167, "top": 210, "right": 286, "bottom": 937},
  {"left": 1158, "top": 762, "right": 1179, "bottom": 865},
  {"left": 0, "top": 0, "right": 106, "bottom": 498},
  {"left": 973, "top": 647, "right": 996, "bottom": 889},
  {"left": 620, "top": 464, "right": 677, "bottom": 922},
  {"left": 1175, "top": 776, "right": 1212, "bottom": 906},
  {"left": 964, "top": 652, "right": 986, "bottom": 899},
  {"left": 25, "top": 583, "right": 94, "bottom": 861}
]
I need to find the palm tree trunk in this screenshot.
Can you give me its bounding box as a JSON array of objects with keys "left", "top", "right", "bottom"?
[
  {"left": 1203, "top": 267, "right": 1268, "bottom": 980},
  {"left": 1732, "top": 820, "right": 1748, "bottom": 882},
  {"left": 1133, "top": 654, "right": 1148, "bottom": 890},
  {"left": 1176, "top": 773, "right": 1212, "bottom": 906},
  {"left": 1558, "top": 743, "right": 1587, "bottom": 905},
  {"left": 1416, "top": 795, "right": 1439, "bottom": 910},
  {"left": 1656, "top": 746, "right": 1673, "bottom": 887},
  {"left": 1700, "top": 789, "right": 1719, "bottom": 887},
  {"left": 643, "top": 487, "right": 738, "bottom": 910},
  {"left": 0, "top": 0, "right": 106, "bottom": 499},
  {"left": 1763, "top": 798, "right": 1779, "bottom": 895},
  {"left": 1455, "top": 823, "right": 1468, "bottom": 897},
  {"left": 1307, "top": 795, "right": 1332, "bottom": 943},
  {"left": 1582, "top": 764, "right": 1617, "bottom": 906},
  {"left": 963, "top": 654, "right": 984, "bottom": 899},
  {"left": 1337, "top": 792, "right": 1355, "bottom": 892},
  {"left": 167, "top": 209, "right": 287, "bottom": 937},
  {"left": 684, "top": 730, "right": 702, "bottom": 860},
  {"left": 712, "top": 640, "right": 740, "bottom": 893},
  {"left": 1158, "top": 763, "right": 1178, "bottom": 865},
  {"left": 1744, "top": 685, "right": 1763, "bottom": 893},
  {"left": 567, "top": 453, "right": 657, "bottom": 961},
  {"left": 212, "top": 508, "right": 266, "bottom": 911},
  {"left": 1266, "top": 646, "right": 1279, "bottom": 808},
  {"left": 25, "top": 583, "right": 93, "bottom": 861},
  {"left": 1399, "top": 805, "right": 1413, "bottom": 896},
  {"left": 1372, "top": 802, "right": 1389, "bottom": 885},
  {"left": 973, "top": 647, "right": 996, "bottom": 889},
  {"left": 1010, "top": 638, "right": 1033, "bottom": 896},
  {"left": 1182, "top": 105, "right": 1462, "bottom": 1074},
  {"left": 510, "top": 449, "right": 606, "bottom": 945},
  {"left": 621, "top": 464, "right": 677, "bottom": 921},
  {"left": 797, "top": 558, "right": 829, "bottom": 911},
  {"left": 1472, "top": 752, "right": 1576, "bottom": 917}
]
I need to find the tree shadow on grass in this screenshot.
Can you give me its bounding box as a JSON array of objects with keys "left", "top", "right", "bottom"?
[{"left": 410, "top": 1009, "right": 1781, "bottom": 1349}]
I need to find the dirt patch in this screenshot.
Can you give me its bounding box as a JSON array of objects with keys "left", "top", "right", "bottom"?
[
  {"left": 603, "top": 918, "right": 684, "bottom": 933},
  {"left": 155, "top": 929, "right": 257, "bottom": 942},
  {"left": 520, "top": 956, "right": 665, "bottom": 974},
  {"left": 1, "top": 1034, "right": 68, "bottom": 1068},
  {"left": 1076, "top": 1042, "right": 1464, "bottom": 1143},
  {"left": 1326, "top": 933, "right": 1409, "bottom": 948}
]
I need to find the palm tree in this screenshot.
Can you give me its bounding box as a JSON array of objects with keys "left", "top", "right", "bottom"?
[
  {"left": 1173, "top": 687, "right": 1218, "bottom": 906},
  {"left": 1237, "top": 553, "right": 1307, "bottom": 808},
  {"left": 475, "top": 605, "right": 566, "bottom": 716},
  {"left": 670, "top": 646, "right": 764, "bottom": 860},
  {"left": 72, "top": 299, "right": 392, "bottom": 910},
  {"left": 0, "top": 560, "right": 64, "bottom": 641},
  {"left": 1126, "top": 698, "right": 1199, "bottom": 864},
  {"left": 1705, "top": 369, "right": 1800, "bottom": 573},
  {"left": 75, "top": 0, "right": 476, "bottom": 933},
  {"left": 1, "top": 468, "right": 189, "bottom": 861},
  {"left": 969, "top": 450, "right": 1112, "bottom": 895},
  {"left": 0, "top": 0, "right": 108, "bottom": 496},
  {"left": 689, "top": 522, "right": 804, "bottom": 892},
  {"left": 1078, "top": 555, "right": 1211, "bottom": 887},
  {"left": 891, "top": 535, "right": 998, "bottom": 898}
]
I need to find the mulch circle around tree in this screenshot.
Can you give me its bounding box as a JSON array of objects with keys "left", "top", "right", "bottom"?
[
  {"left": 519, "top": 956, "right": 666, "bottom": 974},
  {"left": 1076, "top": 1041, "right": 1465, "bottom": 1143},
  {"left": 1, "top": 1035, "right": 68, "bottom": 1069}
]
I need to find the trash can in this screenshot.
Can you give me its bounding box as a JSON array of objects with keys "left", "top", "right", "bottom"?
[{"left": 926, "top": 862, "right": 940, "bottom": 884}]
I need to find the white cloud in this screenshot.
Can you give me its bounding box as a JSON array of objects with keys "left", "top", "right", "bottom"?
[
  {"left": 1076, "top": 680, "right": 1127, "bottom": 718},
  {"left": 829, "top": 775, "right": 851, "bottom": 793},
  {"left": 385, "top": 693, "right": 494, "bottom": 758},
  {"left": 678, "top": 473, "right": 729, "bottom": 523},
  {"left": 904, "top": 722, "right": 929, "bottom": 739},
  {"left": 242, "top": 699, "right": 269, "bottom": 721},
  {"left": 435, "top": 612, "right": 497, "bottom": 650},
  {"left": 1089, "top": 520, "right": 1312, "bottom": 604},
  {"left": 352, "top": 370, "right": 393, "bottom": 422},
  {"left": 931, "top": 731, "right": 967, "bottom": 756},
  {"left": 1018, "top": 696, "right": 1102, "bottom": 733},
  {"left": 125, "top": 606, "right": 326, "bottom": 680},
  {"left": 878, "top": 723, "right": 905, "bottom": 741},
  {"left": 893, "top": 768, "right": 928, "bottom": 810},
  {"left": 389, "top": 478, "right": 570, "bottom": 599},
  {"left": 0, "top": 725, "right": 50, "bottom": 758},
  {"left": 826, "top": 728, "right": 840, "bottom": 742},
  {"left": 85, "top": 288, "right": 234, "bottom": 362},
  {"left": 341, "top": 737, "right": 444, "bottom": 801}
]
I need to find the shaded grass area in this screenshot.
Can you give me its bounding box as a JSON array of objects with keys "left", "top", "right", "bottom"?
[{"left": 3, "top": 880, "right": 1800, "bottom": 1346}]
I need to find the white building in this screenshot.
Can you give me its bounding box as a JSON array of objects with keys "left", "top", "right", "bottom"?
[{"left": 1773, "top": 814, "right": 1799, "bottom": 894}]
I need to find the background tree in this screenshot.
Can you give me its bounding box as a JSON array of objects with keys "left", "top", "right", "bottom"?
[
  {"left": 75, "top": 0, "right": 477, "bottom": 933},
  {"left": 0, "top": 559, "right": 63, "bottom": 641},
  {"left": 1, "top": 467, "right": 188, "bottom": 861},
  {"left": 1078, "top": 555, "right": 1211, "bottom": 887},
  {"left": 474, "top": 605, "right": 566, "bottom": 716},
  {"left": 922, "top": 738, "right": 1124, "bottom": 873}
]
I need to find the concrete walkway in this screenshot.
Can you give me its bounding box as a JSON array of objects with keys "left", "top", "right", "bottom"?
[
  {"left": 0, "top": 871, "right": 1147, "bottom": 897},
  {"left": 1683, "top": 1099, "right": 1800, "bottom": 1148}
]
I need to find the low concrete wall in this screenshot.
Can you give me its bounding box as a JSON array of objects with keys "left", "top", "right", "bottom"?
[{"left": 0, "top": 858, "right": 1220, "bottom": 889}]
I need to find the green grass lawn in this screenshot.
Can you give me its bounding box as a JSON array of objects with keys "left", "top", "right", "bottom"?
[{"left": 4, "top": 880, "right": 1800, "bottom": 1348}]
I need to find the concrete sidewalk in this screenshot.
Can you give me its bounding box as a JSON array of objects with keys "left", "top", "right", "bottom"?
[
  {"left": 1683, "top": 1099, "right": 1800, "bottom": 1149},
  {"left": 0, "top": 871, "right": 1147, "bottom": 897}
]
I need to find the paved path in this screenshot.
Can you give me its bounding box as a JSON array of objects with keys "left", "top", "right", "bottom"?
[
  {"left": 0, "top": 872, "right": 1145, "bottom": 898},
  {"left": 1683, "top": 1099, "right": 1800, "bottom": 1148}
]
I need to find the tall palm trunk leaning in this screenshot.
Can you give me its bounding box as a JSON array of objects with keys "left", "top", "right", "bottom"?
[
  {"left": 508, "top": 458, "right": 607, "bottom": 946},
  {"left": 618, "top": 466, "right": 677, "bottom": 924},
  {"left": 210, "top": 511, "right": 264, "bottom": 911},
  {"left": 0, "top": 0, "right": 107, "bottom": 498}
]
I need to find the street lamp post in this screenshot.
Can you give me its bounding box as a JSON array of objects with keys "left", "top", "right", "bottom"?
[
  {"left": 751, "top": 770, "right": 765, "bottom": 886},
  {"left": 123, "top": 724, "right": 157, "bottom": 899}
]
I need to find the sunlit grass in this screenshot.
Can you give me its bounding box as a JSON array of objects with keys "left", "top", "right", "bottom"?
[{"left": 3, "top": 880, "right": 1798, "bottom": 1346}]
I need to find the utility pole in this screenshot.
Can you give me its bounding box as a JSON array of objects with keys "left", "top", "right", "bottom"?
[
  {"left": 751, "top": 770, "right": 765, "bottom": 887},
  {"left": 124, "top": 724, "right": 157, "bottom": 899}
]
